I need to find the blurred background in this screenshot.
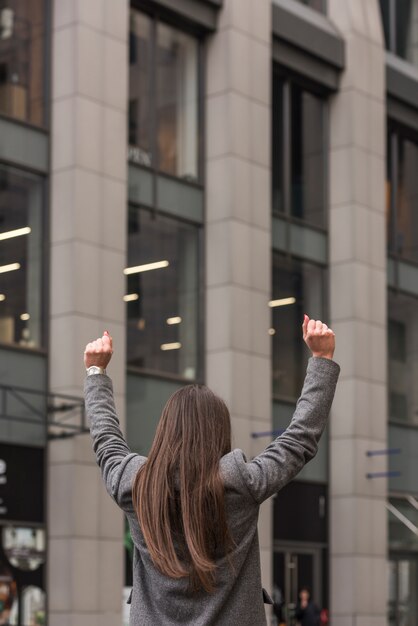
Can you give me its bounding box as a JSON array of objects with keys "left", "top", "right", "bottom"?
[{"left": 0, "top": 0, "right": 416, "bottom": 624}]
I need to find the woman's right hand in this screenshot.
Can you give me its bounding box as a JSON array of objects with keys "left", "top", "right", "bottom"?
[
  {"left": 84, "top": 331, "right": 113, "bottom": 369},
  {"left": 302, "top": 314, "right": 335, "bottom": 360}
]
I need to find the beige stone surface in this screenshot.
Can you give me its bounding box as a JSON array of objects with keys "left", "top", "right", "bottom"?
[
  {"left": 205, "top": 0, "right": 271, "bottom": 609},
  {"left": 49, "top": 0, "right": 128, "bottom": 621},
  {"left": 328, "top": 0, "right": 387, "bottom": 622}
]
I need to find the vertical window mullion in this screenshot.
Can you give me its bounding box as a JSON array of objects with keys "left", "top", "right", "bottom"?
[
  {"left": 283, "top": 81, "right": 292, "bottom": 218},
  {"left": 151, "top": 15, "right": 158, "bottom": 211},
  {"left": 284, "top": 81, "right": 292, "bottom": 258}
]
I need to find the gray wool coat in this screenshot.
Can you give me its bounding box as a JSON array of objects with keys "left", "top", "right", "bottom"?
[{"left": 85, "top": 356, "right": 340, "bottom": 626}]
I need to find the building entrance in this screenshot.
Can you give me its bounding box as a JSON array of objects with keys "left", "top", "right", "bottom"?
[{"left": 273, "top": 545, "right": 323, "bottom": 625}]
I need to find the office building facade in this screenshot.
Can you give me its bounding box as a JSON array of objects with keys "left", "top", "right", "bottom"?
[{"left": 0, "top": 0, "right": 416, "bottom": 623}]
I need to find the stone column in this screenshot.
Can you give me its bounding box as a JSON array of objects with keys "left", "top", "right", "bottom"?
[
  {"left": 327, "top": 1, "right": 388, "bottom": 624},
  {"left": 48, "top": 1, "right": 128, "bottom": 624},
  {"left": 205, "top": 0, "right": 273, "bottom": 607}
]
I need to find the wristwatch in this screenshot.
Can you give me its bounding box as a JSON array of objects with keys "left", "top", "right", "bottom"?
[{"left": 86, "top": 366, "right": 107, "bottom": 376}]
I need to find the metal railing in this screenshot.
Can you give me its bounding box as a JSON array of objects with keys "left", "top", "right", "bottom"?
[{"left": 0, "top": 383, "right": 87, "bottom": 440}]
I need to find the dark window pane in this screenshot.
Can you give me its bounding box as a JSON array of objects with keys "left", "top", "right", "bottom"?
[
  {"left": 126, "top": 207, "right": 201, "bottom": 379},
  {"left": 272, "top": 253, "right": 325, "bottom": 399},
  {"left": 272, "top": 74, "right": 284, "bottom": 215},
  {"left": 0, "top": 165, "right": 43, "bottom": 348},
  {"left": 0, "top": 0, "right": 46, "bottom": 126},
  {"left": 395, "top": 0, "right": 417, "bottom": 64},
  {"left": 291, "top": 85, "right": 325, "bottom": 227},
  {"left": 397, "top": 134, "right": 418, "bottom": 263},
  {"left": 388, "top": 291, "right": 418, "bottom": 425},
  {"left": 386, "top": 130, "right": 395, "bottom": 254},
  {"left": 389, "top": 319, "right": 406, "bottom": 362},
  {"left": 129, "top": 11, "right": 153, "bottom": 167},
  {"left": 156, "top": 23, "right": 199, "bottom": 181},
  {"left": 379, "top": 0, "right": 391, "bottom": 50}
]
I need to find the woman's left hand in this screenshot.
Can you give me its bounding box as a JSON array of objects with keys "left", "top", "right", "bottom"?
[{"left": 84, "top": 331, "right": 113, "bottom": 369}]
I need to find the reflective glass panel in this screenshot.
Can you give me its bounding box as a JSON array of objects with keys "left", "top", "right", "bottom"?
[
  {"left": 272, "top": 253, "right": 326, "bottom": 399},
  {"left": 156, "top": 23, "right": 199, "bottom": 181},
  {"left": 126, "top": 207, "right": 201, "bottom": 379},
  {"left": 291, "top": 84, "right": 325, "bottom": 227},
  {"left": 388, "top": 290, "right": 418, "bottom": 425},
  {"left": 395, "top": 0, "right": 418, "bottom": 66},
  {"left": 0, "top": 165, "right": 43, "bottom": 348},
  {"left": 396, "top": 134, "right": 418, "bottom": 263},
  {"left": 0, "top": 0, "right": 46, "bottom": 125},
  {"left": 379, "top": 0, "right": 418, "bottom": 67},
  {"left": 129, "top": 11, "right": 153, "bottom": 167}
]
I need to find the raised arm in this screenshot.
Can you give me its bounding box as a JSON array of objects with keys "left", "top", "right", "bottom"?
[
  {"left": 235, "top": 316, "right": 340, "bottom": 503},
  {"left": 84, "top": 332, "right": 144, "bottom": 511}
]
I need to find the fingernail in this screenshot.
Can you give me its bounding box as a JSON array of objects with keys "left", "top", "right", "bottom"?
[{"left": 104, "top": 330, "right": 109, "bottom": 335}]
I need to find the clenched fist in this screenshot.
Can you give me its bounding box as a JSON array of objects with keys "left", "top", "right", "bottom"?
[
  {"left": 84, "top": 331, "right": 113, "bottom": 369},
  {"left": 302, "top": 315, "right": 335, "bottom": 360}
]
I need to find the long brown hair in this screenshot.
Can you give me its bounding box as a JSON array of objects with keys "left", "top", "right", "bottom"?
[{"left": 132, "top": 384, "right": 232, "bottom": 593}]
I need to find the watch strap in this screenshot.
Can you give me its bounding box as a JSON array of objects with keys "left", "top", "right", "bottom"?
[{"left": 86, "top": 366, "right": 107, "bottom": 376}]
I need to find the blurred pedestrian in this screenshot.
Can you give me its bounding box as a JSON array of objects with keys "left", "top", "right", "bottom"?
[
  {"left": 295, "top": 587, "right": 320, "bottom": 626},
  {"left": 84, "top": 316, "right": 339, "bottom": 625}
]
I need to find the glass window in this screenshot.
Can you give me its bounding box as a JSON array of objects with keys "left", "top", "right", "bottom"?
[
  {"left": 0, "top": 0, "right": 47, "bottom": 126},
  {"left": 379, "top": 0, "right": 418, "bottom": 67},
  {"left": 129, "top": 9, "right": 200, "bottom": 181},
  {"left": 272, "top": 71, "right": 326, "bottom": 228},
  {"left": 291, "top": 85, "right": 325, "bottom": 226},
  {"left": 379, "top": 0, "right": 391, "bottom": 50},
  {"left": 272, "top": 253, "right": 326, "bottom": 399},
  {"left": 396, "top": 135, "right": 418, "bottom": 263},
  {"left": 0, "top": 165, "right": 43, "bottom": 349},
  {"left": 388, "top": 554, "right": 418, "bottom": 626},
  {"left": 129, "top": 11, "right": 152, "bottom": 166},
  {"left": 387, "top": 126, "right": 418, "bottom": 264},
  {"left": 126, "top": 206, "right": 201, "bottom": 380},
  {"left": 156, "top": 23, "right": 198, "bottom": 180},
  {"left": 388, "top": 290, "right": 418, "bottom": 425}
]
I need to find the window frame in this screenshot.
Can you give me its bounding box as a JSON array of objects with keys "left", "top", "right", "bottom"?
[
  {"left": 387, "top": 286, "right": 418, "bottom": 430},
  {"left": 387, "top": 119, "right": 418, "bottom": 268},
  {"left": 380, "top": 0, "right": 418, "bottom": 64},
  {"left": 0, "top": 162, "right": 48, "bottom": 355},
  {"left": 126, "top": 202, "right": 205, "bottom": 385},
  {"left": 128, "top": 4, "right": 205, "bottom": 186},
  {"left": 0, "top": 0, "right": 51, "bottom": 131},
  {"left": 271, "top": 250, "right": 329, "bottom": 405},
  {"left": 272, "top": 64, "right": 330, "bottom": 233}
]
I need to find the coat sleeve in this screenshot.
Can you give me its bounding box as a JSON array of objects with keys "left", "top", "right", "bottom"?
[
  {"left": 233, "top": 357, "right": 340, "bottom": 504},
  {"left": 84, "top": 373, "right": 146, "bottom": 512}
]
